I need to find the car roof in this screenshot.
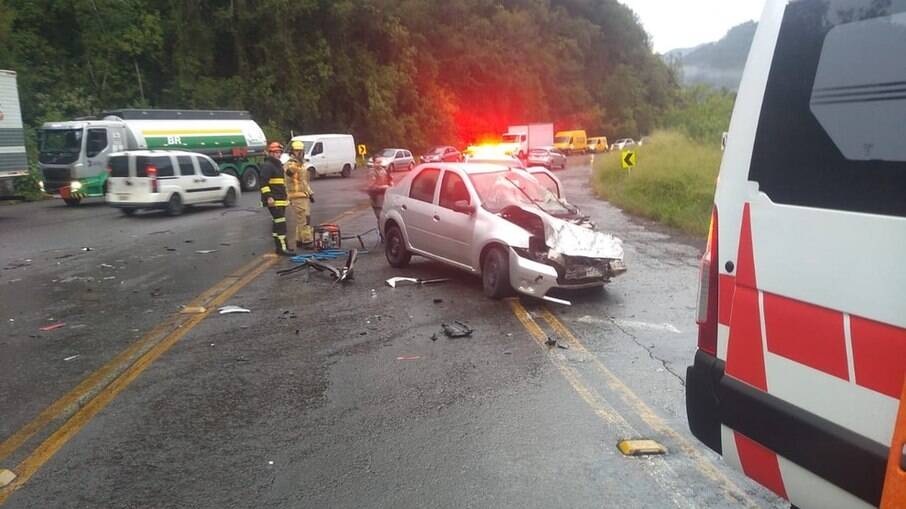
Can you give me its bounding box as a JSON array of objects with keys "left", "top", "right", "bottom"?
[
  {"left": 109, "top": 150, "right": 205, "bottom": 157},
  {"left": 429, "top": 163, "right": 512, "bottom": 175}
]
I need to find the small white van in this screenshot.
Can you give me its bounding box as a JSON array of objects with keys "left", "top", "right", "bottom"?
[
  {"left": 106, "top": 150, "right": 241, "bottom": 216},
  {"left": 289, "top": 134, "right": 356, "bottom": 179},
  {"left": 687, "top": 2, "right": 906, "bottom": 509}
]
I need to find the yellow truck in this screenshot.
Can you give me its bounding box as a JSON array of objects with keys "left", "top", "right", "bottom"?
[{"left": 554, "top": 130, "right": 588, "bottom": 155}]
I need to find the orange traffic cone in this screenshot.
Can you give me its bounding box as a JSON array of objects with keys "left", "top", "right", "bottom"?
[{"left": 881, "top": 377, "right": 906, "bottom": 509}]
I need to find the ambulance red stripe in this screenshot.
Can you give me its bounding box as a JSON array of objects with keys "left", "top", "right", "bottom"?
[
  {"left": 763, "top": 295, "right": 849, "bottom": 381},
  {"left": 851, "top": 317, "right": 906, "bottom": 399},
  {"left": 734, "top": 432, "right": 788, "bottom": 500}
]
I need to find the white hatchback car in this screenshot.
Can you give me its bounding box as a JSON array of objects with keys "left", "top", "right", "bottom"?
[
  {"left": 380, "top": 163, "right": 626, "bottom": 303},
  {"left": 106, "top": 150, "right": 241, "bottom": 216}
]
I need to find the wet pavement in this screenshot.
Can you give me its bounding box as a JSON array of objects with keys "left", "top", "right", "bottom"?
[{"left": 0, "top": 160, "right": 785, "bottom": 508}]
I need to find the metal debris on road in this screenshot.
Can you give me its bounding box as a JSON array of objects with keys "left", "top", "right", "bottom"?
[
  {"left": 545, "top": 336, "right": 568, "bottom": 349},
  {"left": 99, "top": 263, "right": 115, "bottom": 269},
  {"left": 617, "top": 439, "right": 667, "bottom": 457},
  {"left": 39, "top": 323, "right": 66, "bottom": 332},
  {"left": 219, "top": 305, "right": 251, "bottom": 315},
  {"left": 397, "top": 356, "right": 421, "bottom": 361},
  {"left": 180, "top": 306, "right": 207, "bottom": 315},
  {"left": 433, "top": 299, "right": 443, "bottom": 304},
  {"left": 385, "top": 277, "right": 451, "bottom": 288},
  {"left": 281, "top": 249, "right": 358, "bottom": 283},
  {"left": 195, "top": 250, "right": 217, "bottom": 255},
  {"left": 441, "top": 321, "right": 474, "bottom": 338},
  {"left": 63, "top": 354, "right": 80, "bottom": 361},
  {"left": 81, "top": 247, "right": 93, "bottom": 252},
  {"left": 150, "top": 288, "right": 163, "bottom": 297}
]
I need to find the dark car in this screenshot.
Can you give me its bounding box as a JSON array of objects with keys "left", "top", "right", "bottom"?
[
  {"left": 527, "top": 146, "right": 567, "bottom": 171},
  {"left": 420, "top": 146, "right": 463, "bottom": 164}
]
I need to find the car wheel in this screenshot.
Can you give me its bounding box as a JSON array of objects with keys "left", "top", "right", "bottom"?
[
  {"left": 482, "top": 246, "right": 512, "bottom": 299},
  {"left": 166, "top": 193, "right": 184, "bottom": 216},
  {"left": 341, "top": 164, "right": 352, "bottom": 178},
  {"left": 407, "top": 162, "right": 414, "bottom": 172},
  {"left": 385, "top": 223, "right": 411, "bottom": 268},
  {"left": 308, "top": 167, "right": 318, "bottom": 181},
  {"left": 223, "top": 187, "right": 237, "bottom": 208},
  {"left": 121, "top": 208, "right": 136, "bottom": 216},
  {"left": 240, "top": 168, "right": 259, "bottom": 191},
  {"left": 63, "top": 197, "right": 81, "bottom": 207}
]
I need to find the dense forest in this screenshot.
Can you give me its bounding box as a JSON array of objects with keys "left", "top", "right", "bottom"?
[{"left": 0, "top": 0, "right": 681, "bottom": 152}]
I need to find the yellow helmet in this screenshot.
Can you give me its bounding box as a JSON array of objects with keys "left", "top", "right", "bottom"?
[{"left": 290, "top": 140, "right": 304, "bottom": 151}]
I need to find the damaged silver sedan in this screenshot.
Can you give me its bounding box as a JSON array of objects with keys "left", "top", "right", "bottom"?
[{"left": 379, "top": 163, "right": 626, "bottom": 304}]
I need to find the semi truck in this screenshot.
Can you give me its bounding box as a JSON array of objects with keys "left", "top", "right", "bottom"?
[
  {"left": 38, "top": 109, "right": 267, "bottom": 206},
  {"left": 0, "top": 70, "right": 29, "bottom": 199},
  {"left": 500, "top": 124, "right": 554, "bottom": 159}
]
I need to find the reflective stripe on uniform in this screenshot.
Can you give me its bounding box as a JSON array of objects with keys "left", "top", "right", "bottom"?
[
  {"left": 260, "top": 186, "right": 271, "bottom": 194},
  {"left": 269, "top": 178, "right": 285, "bottom": 185},
  {"left": 273, "top": 200, "right": 289, "bottom": 207},
  {"left": 273, "top": 217, "right": 286, "bottom": 224}
]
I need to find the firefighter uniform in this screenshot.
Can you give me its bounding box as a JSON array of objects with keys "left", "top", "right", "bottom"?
[
  {"left": 285, "top": 141, "right": 314, "bottom": 248},
  {"left": 260, "top": 143, "right": 292, "bottom": 255}
]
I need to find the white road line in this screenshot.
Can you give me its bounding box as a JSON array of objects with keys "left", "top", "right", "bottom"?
[{"left": 577, "top": 315, "right": 682, "bottom": 334}]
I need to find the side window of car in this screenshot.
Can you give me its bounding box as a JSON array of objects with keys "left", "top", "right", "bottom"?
[
  {"left": 439, "top": 171, "right": 470, "bottom": 210},
  {"left": 155, "top": 156, "right": 175, "bottom": 177},
  {"left": 199, "top": 158, "right": 219, "bottom": 177},
  {"left": 396, "top": 151, "right": 405, "bottom": 159},
  {"left": 86, "top": 129, "right": 108, "bottom": 158},
  {"left": 409, "top": 168, "right": 440, "bottom": 203},
  {"left": 177, "top": 156, "right": 196, "bottom": 176},
  {"left": 311, "top": 143, "right": 323, "bottom": 156}
]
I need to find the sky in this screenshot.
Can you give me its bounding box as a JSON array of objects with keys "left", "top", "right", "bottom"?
[{"left": 619, "top": 0, "right": 766, "bottom": 53}]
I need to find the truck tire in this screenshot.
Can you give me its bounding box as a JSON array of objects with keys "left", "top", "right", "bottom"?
[
  {"left": 64, "top": 198, "right": 81, "bottom": 207},
  {"left": 240, "top": 168, "right": 259, "bottom": 191},
  {"left": 166, "top": 193, "right": 184, "bottom": 216},
  {"left": 341, "top": 164, "right": 352, "bottom": 178},
  {"left": 482, "top": 246, "right": 512, "bottom": 299}
]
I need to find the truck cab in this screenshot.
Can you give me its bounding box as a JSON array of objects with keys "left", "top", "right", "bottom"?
[{"left": 38, "top": 120, "right": 130, "bottom": 205}]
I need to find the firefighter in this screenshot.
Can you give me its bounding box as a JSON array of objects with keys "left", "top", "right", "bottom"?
[
  {"left": 366, "top": 156, "right": 392, "bottom": 240},
  {"left": 260, "top": 142, "right": 294, "bottom": 256},
  {"left": 284, "top": 140, "right": 315, "bottom": 249}
]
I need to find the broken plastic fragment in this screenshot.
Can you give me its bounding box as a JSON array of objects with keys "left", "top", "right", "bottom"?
[
  {"left": 218, "top": 305, "right": 251, "bottom": 315},
  {"left": 63, "top": 354, "right": 80, "bottom": 362},
  {"left": 195, "top": 250, "right": 217, "bottom": 255},
  {"left": 39, "top": 323, "right": 65, "bottom": 332}
]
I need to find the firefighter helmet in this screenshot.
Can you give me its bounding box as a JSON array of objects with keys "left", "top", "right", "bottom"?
[
  {"left": 290, "top": 140, "right": 304, "bottom": 151},
  {"left": 267, "top": 142, "right": 284, "bottom": 153}
]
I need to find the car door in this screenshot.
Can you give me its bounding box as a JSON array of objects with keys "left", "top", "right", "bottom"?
[
  {"left": 309, "top": 141, "right": 327, "bottom": 176},
  {"left": 175, "top": 155, "right": 204, "bottom": 203},
  {"left": 434, "top": 169, "right": 476, "bottom": 267},
  {"left": 195, "top": 156, "right": 224, "bottom": 202},
  {"left": 394, "top": 150, "right": 407, "bottom": 170},
  {"left": 402, "top": 167, "right": 440, "bottom": 252}
]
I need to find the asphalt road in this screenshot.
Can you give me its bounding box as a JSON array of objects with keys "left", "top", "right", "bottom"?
[{"left": 0, "top": 159, "right": 786, "bottom": 508}]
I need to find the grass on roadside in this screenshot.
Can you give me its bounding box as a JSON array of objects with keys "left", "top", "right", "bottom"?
[{"left": 592, "top": 130, "right": 720, "bottom": 237}]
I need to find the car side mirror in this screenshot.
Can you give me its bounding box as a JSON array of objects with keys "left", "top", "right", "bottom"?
[{"left": 453, "top": 200, "right": 474, "bottom": 215}]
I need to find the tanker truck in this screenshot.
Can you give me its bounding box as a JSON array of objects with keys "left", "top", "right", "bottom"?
[
  {"left": 37, "top": 109, "right": 267, "bottom": 205},
  {"left": 0, "top": 70, "right": 29, "bottom": 199}
]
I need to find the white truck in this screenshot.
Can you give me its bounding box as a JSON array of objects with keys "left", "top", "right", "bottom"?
[
  {"left": 38, "top": 109, "right": 268, "bottom": 205},
  {"left": 0, "top": 70, "right": 29, "bottom": 199},
  {"left": 500, "top": 123, "right": 555, "bottom": 159}
]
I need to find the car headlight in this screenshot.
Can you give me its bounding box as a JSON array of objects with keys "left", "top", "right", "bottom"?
[{"left": 70, "top": 181, "right": 82, "bottom": 191}]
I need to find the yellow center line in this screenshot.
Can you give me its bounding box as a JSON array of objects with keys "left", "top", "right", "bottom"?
[
  {"left": 0, "top": 206, "right": 367, "bottom": 504},
  {"left": 535, "top": 306, "right": 759, "bottom": 508}
]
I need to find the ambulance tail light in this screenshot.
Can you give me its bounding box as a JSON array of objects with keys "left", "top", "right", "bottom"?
[
  {"left": 146, "top": 165, "right": 158, "bottom": 193},
  {"left": 696, "top": 207, "right": 719, "bottom": 355}
]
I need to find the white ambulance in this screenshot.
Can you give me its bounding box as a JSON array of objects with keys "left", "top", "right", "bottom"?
[{"left": 686, "top": 1, "right": 906, "bottom": 508}]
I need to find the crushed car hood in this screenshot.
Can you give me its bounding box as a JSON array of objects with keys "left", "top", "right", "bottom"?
[{"left": 543, "top": 214, "right": 624, "bottom": 260}]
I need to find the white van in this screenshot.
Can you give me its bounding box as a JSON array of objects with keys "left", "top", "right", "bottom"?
[
  {"left": 686, "top": 2, "right": 906, "bottom": 509},
  {"left": 106, "top": 150, "right": 241, "bottom": 216},
  {"left": 289, "top": 134, "right": 356, "bottom": 179}
]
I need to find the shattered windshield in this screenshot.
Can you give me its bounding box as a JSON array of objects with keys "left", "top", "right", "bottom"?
[{"left": 470, "top": 171, "right": 571, "bottom": 216}]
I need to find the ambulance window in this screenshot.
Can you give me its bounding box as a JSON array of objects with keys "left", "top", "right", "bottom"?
[{"left": 749, "top": 1, "right": 906, "bottom": 218}]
